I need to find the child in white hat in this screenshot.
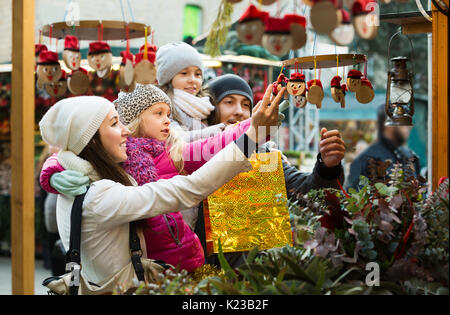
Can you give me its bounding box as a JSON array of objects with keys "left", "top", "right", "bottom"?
[{"left": 156, "top": 42, "right": 226, "bottom": 141}]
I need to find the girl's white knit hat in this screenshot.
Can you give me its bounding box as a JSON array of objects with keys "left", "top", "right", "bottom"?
[{"left": 39, "top": 96, "right": 114, "bottom": 155}]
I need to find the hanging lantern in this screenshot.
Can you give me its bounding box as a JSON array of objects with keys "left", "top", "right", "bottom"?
[{"left": 385, "top": 56, "right": 414, "bottom": 126}]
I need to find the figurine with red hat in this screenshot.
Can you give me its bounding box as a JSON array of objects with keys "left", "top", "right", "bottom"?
[
  {"left": 330, "top": 75, "right": 346, "bottom": 108},
  {"left": 236, "top": 5, "right": 269, "bottom": 45},
  {"left": 355, "top": 77, "right": 374, "bottom": 104},
  {"left": 45, "top": 70, "right": 67, "bottom": 98},
  {"left": 36, "top": 50, "right": 63, "bottom": 88},
  {"left": 346, "top": 69, "right": 363, "bottom": 92},
  {"left": 262, "top": 16, "right": 293, "bottom": 57},
  {"left": 295, "top": 87, "right": 308, "bottom": 108},
  {"left": 272, "top": 73, "right": 288, "bottom": 99},
  {"left": 62, "top": 35, "right": 81, "bottom": 71},
  {"left": 287, "top": 72, "right": 306, "bottom": 96},
  {"left": 35, "top": 44, "right": 47, "bottom": 66},
  {"left": 329, "top": 9, "right": 355, "bottom": 46},
  {"left": 134, "top": 44, "right": 157, "bottom": 84},
  {"left": 119, "top": 50, "right": 136, "bottom": 93},
  {"left": 352, "top": 0, "right": 379, "bottom": 39},
  {"left": 88, "top": 41, "right": 112, "bottom": 78},
  {"left": 306, "top": 79, "right": 324, "bottom": 109},
  {"left": 284, "top": 13, "right": 307, "bottom": 50}
]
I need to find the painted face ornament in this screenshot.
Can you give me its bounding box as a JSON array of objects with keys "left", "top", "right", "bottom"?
[
  {"left": 329, "top": 9, "right": 355, "bottom": 46},
  {"left": 88, "top": 41, "right": 112, "bottom": 78},
  {"left": 45, "top": 70, "right": 67, "bottom": 98},
  {"left": 62, "top": 35, "right": 81, "bottom": 71},
  {"left": 287, "top": 72, "right": 306, "bottom": 96},
  {"left": 306, "top": 79, "right": 324, "bottom": 109},
  {"left": 262, "top": 17, "right": 293, "bottom": 57},
  {"left": 347, "top": 69, "right": 363, "bottom": 92},
  {"left": 330, "top": 75, "right": 346, "bottom": 108},
  {"left": 294, "top": 89, "right": 308, "bottom": 108},
  {"left": 67, "top": 67, "right": 90, "bottom": 95},
  {"left": 272, "top": 74, "right": 289, "bottom": 99},
  {"left": 352, "top": 0, "right": 379, "bottom": 40},
  {"left": 36, "top": 50, "right": 62, "bottom": 89},
  {"left": 119, "top": 50, "right": 136, "bottom": 93},
  {"left": 237, "top": 5, "right": 268, "bottom": 45},
  {"left": 134, "top": 44, "right": 157, "bottom": 85}
]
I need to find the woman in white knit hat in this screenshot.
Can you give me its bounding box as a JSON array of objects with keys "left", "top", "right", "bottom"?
[
  {"left": 156, "top": 42, "right": 226, "bottom": 141},
  {"left": 39, "top": 88, "right": 284, "bottom": 290}
]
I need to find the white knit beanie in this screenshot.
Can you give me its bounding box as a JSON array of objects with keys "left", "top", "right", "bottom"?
[
  {"left": 156, "top": 42, "right": 204, "bottom": 86},
  {"left": 39, "top": 96, "right": 114, "bottom": 155}
]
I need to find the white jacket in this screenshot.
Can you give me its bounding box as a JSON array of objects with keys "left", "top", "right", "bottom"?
[{"left": 56, "top": 141, "right": 252, "bottom": 285}]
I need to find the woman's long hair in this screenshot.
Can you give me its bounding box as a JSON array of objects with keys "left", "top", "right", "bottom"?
[{"left": 78, "top": 131, "right": 133, "bottom": 186}]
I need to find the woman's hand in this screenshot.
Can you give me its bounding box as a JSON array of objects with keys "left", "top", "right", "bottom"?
[
  {"left": 246, "top": 84, "right": 286, "bottom": 144},
  {"left": 319, "top": 128, "right": 345, "bottom": 168}
]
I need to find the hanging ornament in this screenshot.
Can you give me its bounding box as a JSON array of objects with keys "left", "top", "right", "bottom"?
[
  {"left": 329, "top": 9, "right": 355, "bottom": 46},
  {"left": 134, "top": 43, "right": 157, "bottom": 85},
  {"left": 62, "top": 35, "right": 81, "bottom": 71},
  {"left": 67, "top": 67, "right": 90, "bottom": 95},
  {"left": 306, "top": 79, "right": 324, "bottom": 109},
  {"left": 262, "top": 16, "right": 293, "bottom": 57},
  {"left": 36, "top": 51, "right": 62, "bottom": 89},
  {"left": 272, "top": 73, "right": 289, "bottom": 99},
  {"left": 88, "top": 41, "right": 112, "bottom": 78},
  {"left": 330, "top": 75, "right": 346, "bottom": 108},
  {"left": 295, "top": 89, "right": 308, "bottom": 108},
  {"left": 352, "top": 0, "right": 379, "bottom": 40},
  {"left": 287, "top": 72, "right": 306, "bottom": 96},
  {"left": 45, "top": 69, "right": 67, "bottom": 98},
  {"left": 285, "top": 14, "right": 307, "bottom": 50},
  {"left": 346, "top": 69, "right": 363, "bottom": 92},
  {"left": 310, "top": 0, "right": 339, "bottom": 35},
  {"left": 119, "top": 50, "right": 136, "bottom": 93},
  {"left": 236, "top": 5, "right": 269, "bottom": 45},
  {"left": 356, "top": 78, "right": 374, "bottom": 104},
  {"left": 35, "top": 44, "right": 48, "bottom": 65}
]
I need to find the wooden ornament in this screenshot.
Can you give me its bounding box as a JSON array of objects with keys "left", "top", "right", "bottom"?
[
  {"left": 329, "top": 9, "right": 355, "bottom": 46},
  {"left": 310, "top": 1, "right": 339, "bottom": 34},
  {"left": 355, "top": 78, "right": 374, "bottom": 104},
  {"left": 294, "top": 92, "right": 307, "bottom": 108},
  {"left": 346, "top": 69, "right": 363, "bottom": 92},
  {"left": 287, "top": 73, "right": 306, "bottom": 96},
  {"left": 45, "top": 77, "right": 67, "bottom": 98},
  {"left": 237, "top": 19, "right": 266, "bottom": 45},
  {"left": 262, "top": 33, "right": 293, "bottom": 57},
  {"left": 306, "top": 80, "right": 324, "bottom": 109},
  {"left": 88, "top": 52, "right": 112, "bottom": 78},
  {"left": 67, "top": 68, "right": 90, "bottom": 95},
  {"left": 352, "top": 0, "right": 379, "bottom": 40},
  {"left": 119, "top": 59, "right": 136, "bottom": 93},
  {"left": 285, "top": 14, "right": 307, "bottom": 50},
  {"left": 330, "top": 75, "right": 345, "bottom": 107},
  {"left": 36, "top": 63, "right": 62, "bottom": 84},
  {"left": 63, "top": 50, "right": 81, "bottom": 71},
  {"left": 134, "top": 59, "right": 156, "bottom": 84}
]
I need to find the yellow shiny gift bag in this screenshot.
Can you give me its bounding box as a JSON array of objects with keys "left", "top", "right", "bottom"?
[{"left": 203, "top": 151, "right": 293, "bottom": 255}]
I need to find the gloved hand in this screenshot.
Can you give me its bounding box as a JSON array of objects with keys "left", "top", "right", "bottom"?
[{"left": 50, "top": 170, "right": 89, "bottom": 197}]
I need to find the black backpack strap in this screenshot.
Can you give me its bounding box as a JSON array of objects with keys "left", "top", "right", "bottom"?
[
  {"left": 65, "top": 188, "right": 89, "bottom": 295},
  {"left": 129, "top": 221, "right": 145, "bottom": 282}
]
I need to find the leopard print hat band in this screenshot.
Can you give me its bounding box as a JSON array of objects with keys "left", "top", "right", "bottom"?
[{"left": 114, "top": 83, "right": 172, "bottom": 125}]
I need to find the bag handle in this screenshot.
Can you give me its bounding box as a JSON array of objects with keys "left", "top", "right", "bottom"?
[{"left": 66, "top": 187, "right": 146, "bottom": 295}]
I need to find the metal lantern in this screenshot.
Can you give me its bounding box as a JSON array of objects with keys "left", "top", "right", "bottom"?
[{"left": 385, "top": 32, "right": 415, "bottom": 126}]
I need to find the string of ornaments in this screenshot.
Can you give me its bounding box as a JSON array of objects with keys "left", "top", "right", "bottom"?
[
  {"left": 230, "top": 0, "right": 380, "bottom": 56},
  {"left": 35, "top": 23, "right": 157, "bottom": 96}
]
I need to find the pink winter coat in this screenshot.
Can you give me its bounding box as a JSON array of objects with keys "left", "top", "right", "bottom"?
[{"left": 39, "top": 119, "right": 251, "bottom": 272}]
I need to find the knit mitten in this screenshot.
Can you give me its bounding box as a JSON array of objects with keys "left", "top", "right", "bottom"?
[{"left": 50, "top": 170, "right": 89, "bottom": 197}]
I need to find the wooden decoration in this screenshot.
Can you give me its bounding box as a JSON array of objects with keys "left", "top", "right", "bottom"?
[
  {"left": 88, "top": 52, "right": 112, "bottom": 78},
  {"left": 294, "top": 92, "right": 307, "bottom": 108},
  {"left": 290, "top": 23, "right": 307, "bottom": 49},
  {"left": 306, "top": 80, "right": 324, "bottom": 109},
  {"left": 237, "top": 19, "right": 266, "bottom": 45},
  {"left": 287, "top": 73, "right": 306, "bottom": 96},
  {"left": 45, "top": 77, "right": 67, "bottom": 98},
  {"left": 134, "top": 59, "right": 156, "bottom": 85},
  {"left": 67, "top": 69, "right": 90, "bottom": 95},
  {"left": 119, "top": 59, "right": 136, "bottom": 93},
  {"left": 355, "top": 78, "right": 374, "bottom": 104},
  {"left": 352, "top": 0, "right": 379, "bottom": 40},
  {"left": 36, "top": 63, "right": 62, "bottom": 84},
  {"left": 62, "top": 50, "right": 81, "bottom": 71},
  {"left": 346, "top": 69, "right": 363, "bottom": 92},
  {"left": 329, "top": 9, "right": 355, "bottom": 46},
  {"left": 282, "top": 54, "right": 366, "bottom": 70},
  {"left": 330, "top": 76, "right": 346, "bottom": 108},
  {"left": 262, "top": 33, "right": 293, "bottom": 57},
  {"left": 310, "top": 1, "right": 339, "bottom": 34}
]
